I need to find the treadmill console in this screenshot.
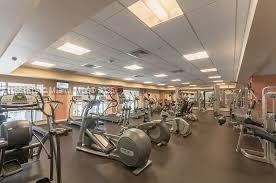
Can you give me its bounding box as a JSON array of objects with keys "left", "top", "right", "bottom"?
[
  {"left": 0, "top": 93, "right": 38, "bottom": 108},
  {"left": 72, "top": 96, "right": 83, "bottom": 102}
]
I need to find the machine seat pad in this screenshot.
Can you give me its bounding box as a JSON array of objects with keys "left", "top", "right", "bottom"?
[
  {"left": 248, "top": 125, "right": 276, "bottom": 144},
  {"left": 244, "top": 118, "right": 264, "bottom": 128}
]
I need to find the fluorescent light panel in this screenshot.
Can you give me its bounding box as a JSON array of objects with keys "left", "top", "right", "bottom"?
[
  {"left": 213, "top": 80, "right": 223, "bottom": 83},
  {"left": 208, "top": 75, "right": 221, "bottom": 79},
  {"left": 200, "top": 68, "right": 217, "bottom": 73},
  {"left": 182, "top": 82, "right": 190, "bottom": 85},
  {"left": 183, "top": 51, "right": 209, "bottom": 61},
  {"left": 144, "top": 81, "right": 153, "bottom": 84},
  {"left": 57, "top": 42, "right": 91, "bottom": 55},
  {"left": 128, "top": 0, "right": 183, "bottom": 27},
  {"left": 171, "top": 79, "right": 181, "bottom": 82},
  {"left": 124, "top": 78, "right": 134, "bottom": 81},
  {"left": 32, "top": 61, "right": 55, "bottom": 68},
  {"left": 124, "top": 64, "right": 143, "bottom": 70},
  {"left": 91, "top": 72, "right": 106, "bottom": 76},
  {"left": 189, "top": 84, "right": 197, "bottom": 87},
  {"left": 158, "top": 83, "right": 165, "bottom": 86},
  {"left": 168, "top": 86, "right": 174, "bottom": 88},
  {"left": 154, "top": 73, "right": 168, "bottom": 77}
]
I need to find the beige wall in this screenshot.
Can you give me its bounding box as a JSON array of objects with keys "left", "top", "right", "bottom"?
[{"left": 10, "top": 66, "right": 174, "bottom": 91}]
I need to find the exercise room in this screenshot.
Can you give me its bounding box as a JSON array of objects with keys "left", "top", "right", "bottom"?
[{"left": 0, "top": 0, "right": 275, "bottom": 182}]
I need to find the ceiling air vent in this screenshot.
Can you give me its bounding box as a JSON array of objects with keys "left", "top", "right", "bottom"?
[
  {"left": 51, "top": 68, "right": 77, "bottom": 74},
  {"left": 82, "top": 63, "right": 101, "bottom": 68},
  {"left": 170, "top": 69, "right": 184, "bottom": 73},
  {"left": 128, "top": 49, "right": 151, "bottom": 58},
  {"left": 133, "top": 75, "right": 144, "bottom": 78}
]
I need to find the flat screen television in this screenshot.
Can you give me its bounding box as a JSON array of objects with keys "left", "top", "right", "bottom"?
[{"left": 56, "top": 81, "right": 69, "bottom": 90}]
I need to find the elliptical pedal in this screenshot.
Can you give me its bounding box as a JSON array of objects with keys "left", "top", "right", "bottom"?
[
  {"left": 2, "top": 160, "right": 22, "bottom": 177},
  {"left": 132, "top": 160, "right": 152, "bottom": 176},
  {"left": 36, "top": 177, "right": 51, "bottom": 183}
]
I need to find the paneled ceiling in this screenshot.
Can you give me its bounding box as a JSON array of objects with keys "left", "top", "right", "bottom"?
[{"left": 1, "top": 0, "right": 252, "bottom": 87}]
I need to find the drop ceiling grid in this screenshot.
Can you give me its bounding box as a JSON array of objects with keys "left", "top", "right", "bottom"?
[
  {"left": 234, "top": 0, "right": 250, "bottom": 80},
  {"left": 92, "top": 1, "right": 125, "bottom": 22},
  {"left": 186, "top": 0, "right": 237, "bottom": 81},
  {"left": 26, "top": 0, "right": 249, "bottom": 86},
  {"left": 177, "top": 0, "right": 217, "bottom": 13},
  {"left": 97, "top": 8, "right": 207, "bottom": 83}
]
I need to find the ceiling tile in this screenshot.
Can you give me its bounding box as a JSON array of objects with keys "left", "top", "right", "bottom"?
[
  {"left": 91, "top": 1, "right": 125, "bottom": 22},
  {"left": 118, "top": 0, "right": 137, "bottom": 7},
  {"left": 187, "top": 0, "right": 236, "bottom": 81},
  {"left": 153, "top": 16, "right": 202, "bottom": 54},
  {"left": 177, "top": 0, "right": 216, "bottom": 13},
  {"left": 234, "top": 0, "right": 250, "bottom": 78},
  {"left": 103, "top": 9, "right": 165, "bottom": 52},
  {"left": 74, "top": 20, "right": 117, "bottom": 43}
]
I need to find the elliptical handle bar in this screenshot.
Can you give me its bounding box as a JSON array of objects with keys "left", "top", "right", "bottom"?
[{"left": 30, "top": 89, "right": 45, "bottom": 112}]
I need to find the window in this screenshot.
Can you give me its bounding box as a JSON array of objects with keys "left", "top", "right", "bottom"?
[
  {"left": 72, "top": 86, "right": 107, "bottom": 115},
  {"left": 0, "top": 82, "right": 7, "bottom": 95},
  {"left": 72, "top": 87, "right": 87, "bottom": 117},
  {"left": 123, "top": 89, "right": 139, "bottom": 111}
]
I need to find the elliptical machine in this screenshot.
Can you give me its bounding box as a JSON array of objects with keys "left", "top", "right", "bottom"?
[
  {"left": 76, "top": 88, "right": 152, "bottom": 175},
  {"left": 160, "top": 107, "right": 192, "bottom": 137},
  {"left": 0, "top": 90, "right": 66, "bottom": 183},
  {"left": 119, "top": 93, "right": 171, "bottom": 146}
]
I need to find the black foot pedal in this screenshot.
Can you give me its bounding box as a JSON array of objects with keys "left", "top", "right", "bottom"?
[
  {"left": 36, "top": 177, "right": 51, "bottom": 183},
  {"left": 2, "top": 160, "right": 22, "bottom": 177}
]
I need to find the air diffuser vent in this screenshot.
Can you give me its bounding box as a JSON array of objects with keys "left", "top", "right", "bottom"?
[
  {"left": 128, "top": 49, "right": 151, "bottom": 58},
  {"left": 133, "top": 75, "right": 144, "bottom": 78},
  {"left": 52, "top": 68, "right": 77, "bottom": 74},
  {"left": 82, "top": 64, "right": 101, "bottom": 68},
  {"left": 170, "top": 69, "right": 184, "bottom": 73}
]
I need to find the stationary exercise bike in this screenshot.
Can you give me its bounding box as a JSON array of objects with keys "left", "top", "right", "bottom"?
[{"left": 76, "top": 88, "right": 152, "bottom": 175}]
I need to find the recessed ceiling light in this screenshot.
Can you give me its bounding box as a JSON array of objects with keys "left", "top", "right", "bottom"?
[
  {"left": 91, "top": 72, "right": 106, "bottom": 76},
  {"left": 32, "top": 61, "right": 55, "bottom": 68},
  {"left": 183, "top": 51, "right": 209, "bottom": 61},
  {"left": 200, "top": 68, "right": 217, "bottom": 73},
  {"left": 171, "top": 79, "right": 181, "bottom": 82},
  {"left": 213, "top": 80, "right": 223, "bottom": 83},
  {"left": 168, "top": 86, "right": 175, "bottom": 88},
  {"left": 128, "top": 0, "right": 183, "bottom": 27},
  {"left": 124, "top": 78, "right": 135, "bottom": 81},
  {"left": 144, "top": 81, "right": 153, "bottom": 84},
  {"left": 154, "top": 73, "right": 168, "bottom": 77},
  {"left": 124, "top": 64, "right": 143, "bottom": 70},
  {"left": 208, "top": 75, "right": 221, "bottom": 79},
  {"left": 217, "top": 83, "right": 225, "bottom": 85},
  {"left": 126, "top": 53, "right": 138, "bottom": 58},
  {"left": 57, "top": 42, "right": 91, "bottom": 55},
  {"left": 189, "top": 84, "right": 197, "bottom": 87},
  {"left": 158, "top": 83, "right": 165, "bottom": 86},
  {"left": 182, "top": 82, "right": 190, "bottom": 85}
]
